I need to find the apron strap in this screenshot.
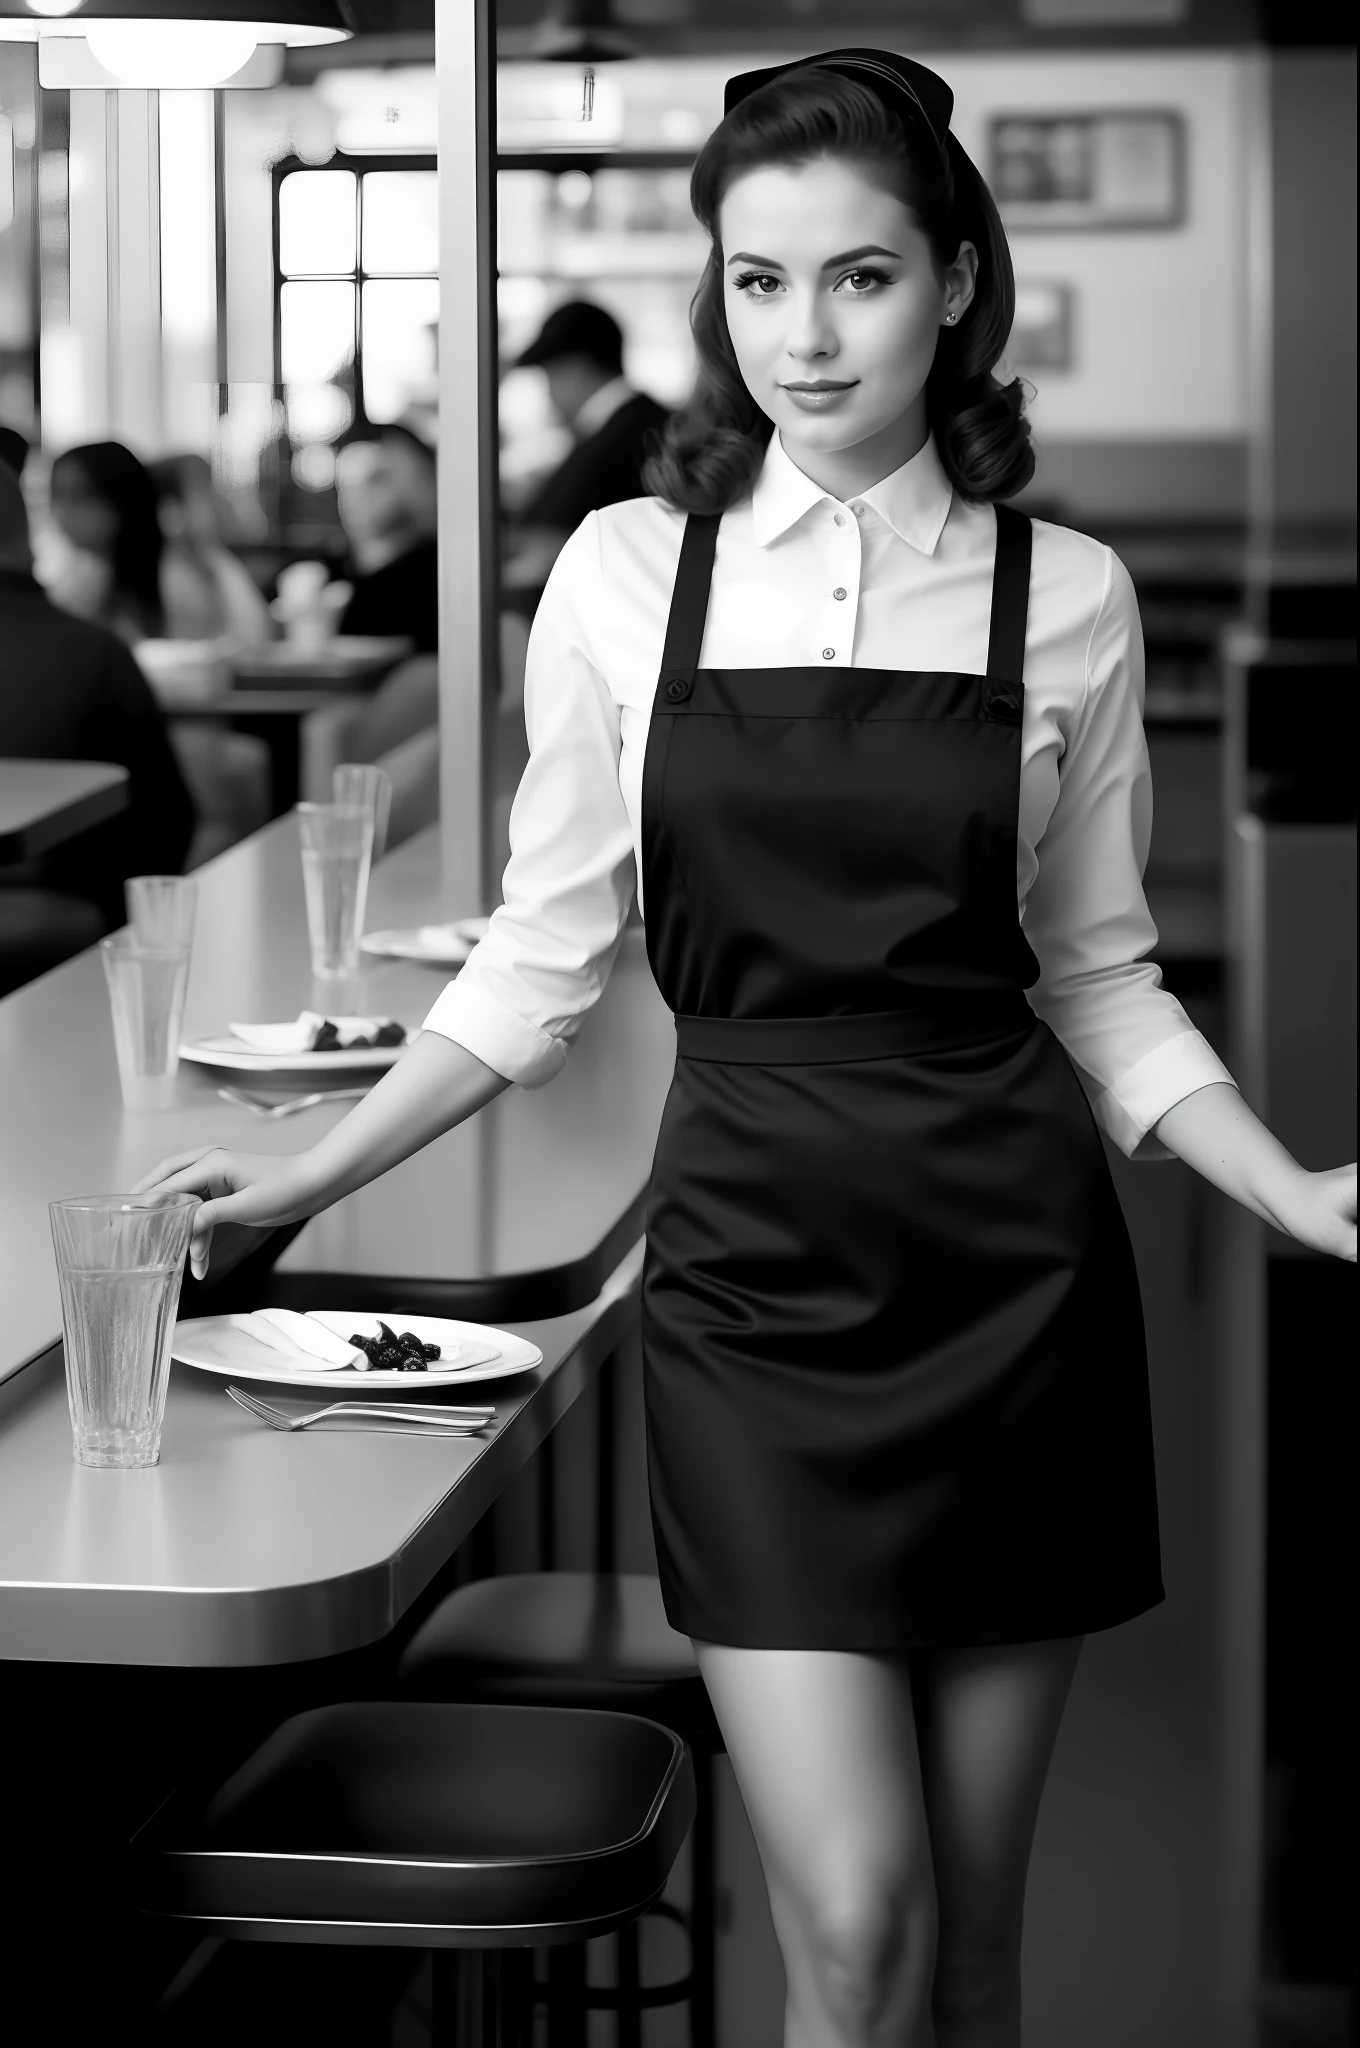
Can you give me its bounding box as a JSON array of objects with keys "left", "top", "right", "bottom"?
[
  {"left": 985, "top": 505, "right": 1033, "bottom": 686},
  {"left": 659, "top": 513, "right": 722, "bottom": 684}
]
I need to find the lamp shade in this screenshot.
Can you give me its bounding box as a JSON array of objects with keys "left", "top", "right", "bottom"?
[{"left": 0, "top": 1, "right": 353, "bottom": 42}]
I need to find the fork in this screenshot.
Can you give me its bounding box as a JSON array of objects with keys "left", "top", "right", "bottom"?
[
  {"left": 225, "top": 1384, "right": 494, "bottom": 1433},
  {"left": 217, "top": 1085, "right": 371, "bottom": 1117}
]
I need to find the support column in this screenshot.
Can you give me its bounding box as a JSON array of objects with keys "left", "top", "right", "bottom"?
[{"left": 435, "top": 0, "right": 501, "bottom": 913}]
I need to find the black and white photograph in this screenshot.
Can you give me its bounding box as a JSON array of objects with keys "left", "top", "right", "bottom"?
[{"left": 0, "top": 4, "right": 1354, "bottom": 2045}]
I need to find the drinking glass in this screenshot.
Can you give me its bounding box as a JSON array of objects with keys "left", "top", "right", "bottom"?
[
  {"left": 125, "top": 874, "right": 198, "bottom": 948},
  {"left": 297, "top": 801, "right": 374, "bottom": 978},
  {"left": 333, "top": 762, "right": 392, "bottom": 862},
  {"left": 49, "top": 1192, "right": 198, "bottom": 1468},
  {"left": 100, "top": 935, "right": 192, "bottom": 1111}
]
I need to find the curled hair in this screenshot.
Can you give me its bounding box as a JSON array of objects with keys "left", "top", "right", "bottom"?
[{"left": 645, "top": 70, "right": 1033, "bottom": 514}]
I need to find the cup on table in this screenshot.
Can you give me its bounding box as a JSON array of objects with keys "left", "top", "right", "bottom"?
[
  {"left": 100, "top": 934, "right": 192, "bottom": 1111},
  {"left": 297, "top": 800, "right": 374, "bottom": 979},
  {"left": 334, "top": 762, "right": 392, "bottom": 863},
  {"left": 125, "top": 874, "right": 197, "bottom": 948},
  {"left": 48, "top": 1192, "right": 198, "bottom": 1468}
]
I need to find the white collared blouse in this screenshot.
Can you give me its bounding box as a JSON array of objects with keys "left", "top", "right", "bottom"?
[{"left": 423, "top": 431, "right": 1235, "bottom": 1161}]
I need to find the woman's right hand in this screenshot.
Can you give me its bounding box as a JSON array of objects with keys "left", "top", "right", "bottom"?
[{"left": 131, "top": 1147, "right": 320, "bottom": 1281}]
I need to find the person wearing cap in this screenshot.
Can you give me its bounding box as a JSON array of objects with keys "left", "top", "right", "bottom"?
[
  {"left": 504, "top": 300, "right": 669, "bottom": 601},
  {"left": 135, "top": 48, "right": 1356, "bottom": 2044}
]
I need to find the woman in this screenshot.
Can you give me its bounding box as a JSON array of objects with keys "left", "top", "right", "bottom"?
[
  {"left": 45, "top": 440, "right": 270, "bottom": 860},
  {"left": 149, "top": 452, "right": 273, "bottom": 648},
  {"left": 138, "top": 51, "right": 1355, "bottom": 2048},
  {"left": 46, "top": 440, "right": 166, "bottom": 642}
]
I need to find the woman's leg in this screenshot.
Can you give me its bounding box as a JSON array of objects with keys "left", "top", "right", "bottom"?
[
  {"left": 695, "top": 1644, "right": 939, "bottom": 2048},
  {"left": 908, "top": 1635, "right": 1084, "bottom": 2048}
]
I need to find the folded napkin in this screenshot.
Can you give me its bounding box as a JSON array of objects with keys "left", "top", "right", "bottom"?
[
  {"left": 227, "top": 1012, "right": 407, "bottom": 1055},
  {"left": 242, "top": 1309, "right": 362, "bottom": 1369}
]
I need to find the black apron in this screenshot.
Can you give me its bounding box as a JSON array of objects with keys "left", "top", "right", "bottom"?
[{"left": 637, "top": 505, "right": 1165, "bottom": 1651}]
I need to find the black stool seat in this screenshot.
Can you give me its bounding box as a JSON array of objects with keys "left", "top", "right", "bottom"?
[
  {"left": 398, "top": 1573, "right": 717, "bottom": 1740},
  {"left": 133, "top": 1701, "right": 694, "bottom": 1949}
]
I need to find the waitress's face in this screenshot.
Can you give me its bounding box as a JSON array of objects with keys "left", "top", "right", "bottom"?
[
  {"left": 49, "top": 462, "right": 119, "bottom": 554},
  {"left": 718, "top": 155, "right": 975, "bottom": 468}
]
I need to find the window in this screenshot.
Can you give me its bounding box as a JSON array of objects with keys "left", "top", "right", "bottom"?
[{"left": 274, "top": 159, "right": 438, "bottom": 441}]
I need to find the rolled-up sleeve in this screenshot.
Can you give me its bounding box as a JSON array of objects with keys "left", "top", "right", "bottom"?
[
  {"left": 1023, "top": 548, "right": 1236, "bottom": 1161},
  {"left": 422, "top": 514, "right": 637, "bottom": 1085}
]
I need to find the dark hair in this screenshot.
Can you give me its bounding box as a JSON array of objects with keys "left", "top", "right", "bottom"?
[
  {"left": 0, "top": 425, "right": 30, "bottom": 478},
  {"left": 335, "top": 421, "right": 436, "bottom": 469},
  {"left": 0, "top": 457, "right": 31, "bottom": 571},
  {"left": 51, "top": 440, "right": 165, "bottom": 635},
  {"left": 645, "top": 69, "right": 1032, "bottom": 515}
]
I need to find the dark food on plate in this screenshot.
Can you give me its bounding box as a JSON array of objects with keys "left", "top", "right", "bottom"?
[
  {"left": 312, "top": 1019, "right": 407, "bottom": 1053},
  {"left": 348, "top": 1321, "right": 443, "bottom": 1372}
]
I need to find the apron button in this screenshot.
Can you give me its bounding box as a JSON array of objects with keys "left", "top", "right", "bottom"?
[
  {"left": 986, "top": 686, "right": 1022, "bottom": 722},
  {"left": 664, "top": 676, "right": 692, "bottom": 703}
]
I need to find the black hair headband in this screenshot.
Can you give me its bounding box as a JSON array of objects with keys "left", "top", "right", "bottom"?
[{"left": 723, "top": 46, "right": 954, "bottom": 157}]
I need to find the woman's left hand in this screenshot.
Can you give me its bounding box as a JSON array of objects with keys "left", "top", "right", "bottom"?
[{"left": 1273, "top": 1163, "right": 1357, "bottom": 1262}]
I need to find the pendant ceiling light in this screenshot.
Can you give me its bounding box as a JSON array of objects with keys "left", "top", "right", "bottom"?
[
  {"left": 0, "top": 2, "right": 352, "bottom": 90},
  {"left": 527, "top": 0, "right": 637, "bottom": 66}
]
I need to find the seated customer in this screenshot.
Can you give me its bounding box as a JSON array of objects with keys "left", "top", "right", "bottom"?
[
  {"left": 149, "top": 452, "right": 273, "bottom": 648},
  {"left": 334, "top": 423, "right": 439, "bottom": 654},
  {"left": 0, "top": 461, "right": 195, "bottom": 951}
]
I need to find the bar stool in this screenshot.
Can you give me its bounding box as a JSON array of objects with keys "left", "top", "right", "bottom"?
[
  {"left": 398, "top": 1572, "right": 722, "bottom": 2046},
  {"left": 132, "top": 1700, "right": 695, "bottom": 2048}
]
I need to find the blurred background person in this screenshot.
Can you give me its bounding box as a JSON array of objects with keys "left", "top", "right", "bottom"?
[
  {"left": 149, "top": 452, "right": 273, "bottom": 649},
  {"left": 39, "top": 439, "right": 270, "bottom": 863},
  {"left": 502, "top": 300, "right": 670, "bottom": 606},
  {"left": 45, "top": 440, "right": 166, "bottom": 642},
  {"left": 0, "top": 427, "right": 29, "bottom": 479},
  {"left": 333, "top": 421, "right": 439, "bottom": 654},
  {"left": 0, "top": 459, "right": 194, "bottom": 992}
]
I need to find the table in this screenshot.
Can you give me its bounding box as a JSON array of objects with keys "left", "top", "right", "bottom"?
[
  {"left": 0, "top": 757, "right": 129, "bottom": 863},
  {"left": 0, "top": 810, "right": 674, "bottom": 1386},
  {"left": 160, "top": 689, "right": 362, "bottom": 816},
  {"left": 0, "top": 1241, "right": 642, "bottom": 1667}
]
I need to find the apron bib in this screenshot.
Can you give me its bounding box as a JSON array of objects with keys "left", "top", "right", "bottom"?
[{"left": 638, "top": 506, "right": 1164, "bottom": 1649}]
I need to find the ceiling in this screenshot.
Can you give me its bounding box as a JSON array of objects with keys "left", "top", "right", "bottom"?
[{"left": 324, "top": 0, "right": 1356, "bottom": 52}]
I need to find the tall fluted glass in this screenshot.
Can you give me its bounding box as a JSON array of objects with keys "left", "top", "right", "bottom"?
[{"left": 49, "top": 1193, "right": 198, "bottom": 1468}]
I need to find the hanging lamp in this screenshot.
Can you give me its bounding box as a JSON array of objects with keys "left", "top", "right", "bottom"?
[
  {"left": 524, "top": 0, "right": 635, "bottom": 128},
  {"left": 0, "top": 1, "right": 352, "bottom": 90}
]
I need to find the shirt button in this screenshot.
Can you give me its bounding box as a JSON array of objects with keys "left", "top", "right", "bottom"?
[
  {"left": 833, "top": 586, "right": 847, "bottom": 600},
  {"left": 833, "top": 513, "right": 846, "bottom": 527},
  {"left": 822, "top": 647, "right": 836, "bottom": 660},
  {"left": 850, "top": 502, "right": 864, "bottom": 517}
]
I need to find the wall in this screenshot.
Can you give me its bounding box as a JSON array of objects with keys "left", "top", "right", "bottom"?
[{"left": 1265, "top": 50, "right": 1358, "bottom": 532}]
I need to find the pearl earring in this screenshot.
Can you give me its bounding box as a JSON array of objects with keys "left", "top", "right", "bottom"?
[{"left": 945, "top": 311, "right": 957, "bottom": 324}]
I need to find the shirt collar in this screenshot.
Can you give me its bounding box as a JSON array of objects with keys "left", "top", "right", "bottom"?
[{"left": 750, "top": 430, "right": 953, "bottom": 556}]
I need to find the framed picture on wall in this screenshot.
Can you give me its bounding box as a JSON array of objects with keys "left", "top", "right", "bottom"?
[
  {"left": 1007, "top": 282, "right": 1075, "bottom": 371},
  {"left": 988, "top": 111, "right": 1186, "bottom": 230}
]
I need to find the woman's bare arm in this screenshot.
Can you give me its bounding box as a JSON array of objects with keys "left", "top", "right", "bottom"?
[
  {"left": 1151, "top": 1081, "right": 1356, "bottom": 1262},
  {"left": 134, "top": 1031, "right": 511, "bottom": 1277}
]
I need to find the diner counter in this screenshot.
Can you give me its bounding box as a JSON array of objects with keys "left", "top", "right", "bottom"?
[
  {"left": 0, "top": 812, "right": 676, "bottom": 1385},
  {"left": 0, "top": 1242, "right": 641, "bottom": 1667}
]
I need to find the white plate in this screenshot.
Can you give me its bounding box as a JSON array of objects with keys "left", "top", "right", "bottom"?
[
  {"left": 173, "top": 1311, "right": 543, "bottom": 1390},
  {"left": 360, "top": 917, "right": 490, "bottom": 969},
  {"left": 179, "top": 1034, "right": 407, "bottom": 1075}
]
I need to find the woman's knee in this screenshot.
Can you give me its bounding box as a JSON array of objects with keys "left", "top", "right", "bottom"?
[{"left": 797, "top": 1873, "right": 938, "bottom": 2030}]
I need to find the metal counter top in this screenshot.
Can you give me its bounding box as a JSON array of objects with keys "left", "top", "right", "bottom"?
[
  {"left": 0, "top": 1242, "right": 642, "bottom": 1667},
  {"left": 0, "top": 812, "right": 675, "bottom": 1384}
]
